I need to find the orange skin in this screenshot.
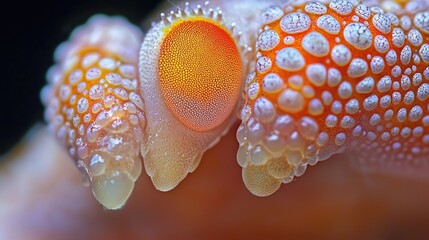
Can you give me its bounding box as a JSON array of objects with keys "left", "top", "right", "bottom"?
[
  {"left": 2, "top": 0, "right": 429, "bottom": 238},
  {"left": 239, "top": 0, "right": 429, "bottom": 195},
  {"left": 2, "top": 125, "right": 429, "bottom": 239},
  {"left": 159, "top": 18, "right": 242, "bottom": 131}
]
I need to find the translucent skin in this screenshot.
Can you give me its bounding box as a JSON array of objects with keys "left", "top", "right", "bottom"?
[
  {"left": 41, "top": 15, "right": 145, "bottom": 209},
  {"left": 137, "top": 0, "right": 274, "bottom": 193},
  {"left": 4, "top": 125, "right": 429, "bottom": 239},
  {"left": 238, "top": 0, "right": 429, "bottom": 196},
  {"left": 139, "top": 4, "right": 249, "bottom": 192}
]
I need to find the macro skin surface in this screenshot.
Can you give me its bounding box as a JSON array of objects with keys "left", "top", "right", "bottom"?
[
  {"left": 41, "top": 16, "right": 145, "bottom": 209},
  {"left": 5, "top": 0, "right": 429, "bottom": 239},
  {"left": 39, "top": 0, "right": 429, "bottom": 209},
  {"left": 238, "top": 0, "right": 429, "bottom": 196},
  {"left": 139, "top": 4, "right": 246, "bottom": 192},
  {"left": 159, "top": 19, "right": 243, "bottom": 131}
]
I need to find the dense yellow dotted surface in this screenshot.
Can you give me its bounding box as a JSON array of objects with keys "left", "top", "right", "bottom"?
[{"left": 159, "top": 18, "right": 243, "bottom": 132}]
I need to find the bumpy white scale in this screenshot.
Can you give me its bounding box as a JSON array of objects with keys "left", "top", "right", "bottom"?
[
  {"left": 237, "top": 0, "right": 429, "bottom": 196},
  {"left": 41, "top": 15, "right": 145, "bottom": 209}
]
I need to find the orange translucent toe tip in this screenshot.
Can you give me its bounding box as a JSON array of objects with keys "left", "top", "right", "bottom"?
[
  {"left": 41, "top": 15, "right": 145, "bottom": 209},
  {"left": 238, "top": 0, "right": 429, "bottom": 196},
  {"left": 139, "top": 2, "right": 246, "bottom": 192}
]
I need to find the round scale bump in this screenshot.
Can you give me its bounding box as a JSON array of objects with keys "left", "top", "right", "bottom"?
[
  {"left": 305, "top": 1, "right": 327, "bottom": 15},
  {"left": 344, "top": 22, "right": 373, "bottom": 50},
  {"left": 329, "top": 0, "right": 353, "bottom": 16},
  {"left": 317, "top": 15, "right": 340, "bottom": 35},
  {"left": 302, "top": 32, "right": 330, "bottom": 57},
  {"left": 276, "top": 47, "right": 305, "bottom": 71},
  {"left": 414, "top": 12, "right": 429, "bottom": 33},
  {"left": 280, "top": 12, "right": 311, "bottom": 34}
]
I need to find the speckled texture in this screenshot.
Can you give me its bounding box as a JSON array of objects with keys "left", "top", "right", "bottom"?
[
  {"left": 41, "top": 15, "right": 145, "bottom": 209},
  {"left": 40, "top": 0, "right": 429, "bottom": 208}
]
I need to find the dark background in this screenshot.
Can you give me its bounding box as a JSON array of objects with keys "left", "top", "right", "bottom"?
[{"left": 0, "top": 0, "right": 164, "bottom": 155}]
